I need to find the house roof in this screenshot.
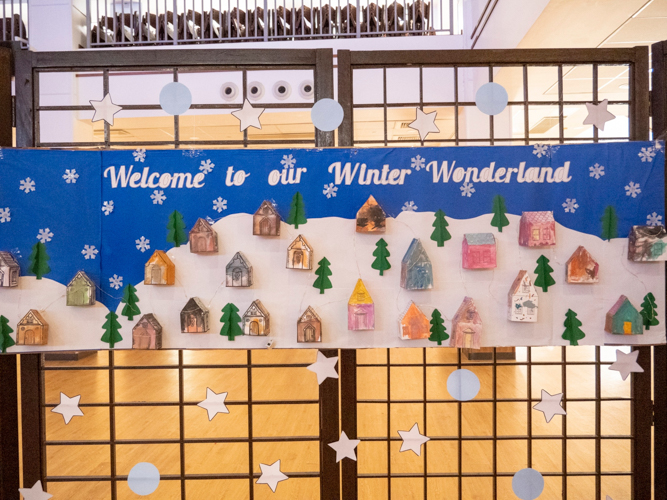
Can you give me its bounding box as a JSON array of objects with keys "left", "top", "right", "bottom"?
[
  {"left": 630, "top": 225, "right": 667, "bottom": 239},
  {"left": 146, "top": 250, "right": 174, "bottom": 268},
  {"left": 254, "top": 200, "right": 279, "bottom": 217},
  {"left": 288, "top": 235, "right": 312, "bottom": 252},
  {"left": 243, "top": 299, "right": 269, "bottom": 319},
  {"left": 464, "top": 233, "right": 495, "bottom": 246},
  {"left": 190, "top": 218, "right": 215, "bottom": 235},
  {"left": 402, "top": 238, "right": 430, "bottom": 267},
  {"left": 400, "top": 301, "right": 428, "bottom": 324},
  {"left": 349, "top": 279, "right": 373, "bottom": 305},
  {"left": 18, "top": 309, "right": 46, "bottom": 326},
  {"left": 181, "top": 297, "right": 208, "bottom": 314},
  {"left": 67, "top": 270, "right": 94, "bottom": 288},
  {"left": 521, "top": 211, "right": 555, "bottom": 223},
  {"left": 0, "top": 251, "right": 19, "bottom": 268},
  {"left": 508, "top": 270, "right": 532, "bottom": 295},
  {"left": 606, "top": 295, "right": 638, "bottom": 317},
  {"left": 566, "top": 245, "right": 597, "bottom": 266},
  {"left": 134, "top": 313, "right": 162, "bottom": 332},
  {"left": 358, "top": 195, "right": 385, "bottom": 214},
  {"left": 226, "top": 251, "right": 251, "bottom": 271},
  {"left": 298, "top": 306, "right": 321, "bottom": 323}
]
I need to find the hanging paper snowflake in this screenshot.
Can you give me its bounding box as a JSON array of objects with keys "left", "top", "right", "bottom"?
[
  {"left": 81, "top": 245, "right": 99, "bottom": 259},
  {"left": 212, "top": 197, "right": 227, "bottom": 212},
  {"left": 102, "top": 201, "right": 114, "bottom": 215},
  {"left": 19, "top": 178, "right": 35, "bottom": 193},
  {"left": 135, "top": 236, "right": 150, "bottom": 252},
  {"left": 133, "top": 148, "right": 147, "bottom": 162},
  {"left": 323, "top": 183, "right": 338, "bottom": 199},
  {"left": 638, "top": 147, "right": 656, "bottom": 163},
  {"left": 37, "top": 228, "right": 54, "bottom": 243},
  {"left": 460, "top": 182, "right": 475, "bottom": 197},
  {"left": 281, "top": 154, "right": 296, "bottom": 169},
  {"left": 0, "top": 207, "right": 10, "bottom": 223},
  {"left": 151, "top": 190, "right": 166, "bottom": 205},
  {"left": 200, "top": 159, "right": 215, "bottom": 174},
  {"left": 589, "top": 163, "right": 605, "bottom": 179},
  {"left": 532, "top": 144, "right": 548, "bottom": 158},
  {"left": 562, "top": 198, "right": 579, "bottom": 213},
  {"left": 647, "top": 212, "right": 663, "bottom": 226},
  {"left": 625, "top": 182, "right": 641, "bottom": 198},
  {"left": 410, "top": 155, "right": 426, "bottom": 171},
  {"left": 109, "top": 274, "right": 123, "bottom": 290},
  {"left": 62, "top": 169, "right": 79, "bottom": 184}
]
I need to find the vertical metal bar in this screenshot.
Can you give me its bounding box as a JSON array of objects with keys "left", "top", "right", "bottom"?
[
  {"left": 173, "top": 0, "right": 179, "bottom": 44},
  {"left": 103, "top": 69, "right": 110, "bottom": 148},
  {"left": 319, "top": 349, "right": 340, "bottom": 500},
  {"left": 594, "top": 346, "right": 601, "bottom": 500},
  {"left": 492, "top": 349, "right": 497, "bottom": 499},
  {"left": 109, "top": 350, "right": 117, "bottom": 500},
  {"left": 651, "top": 41, "right": 667, "bottom": 139},
  {"left": 453, "top": 66, "right": 459, "bottom": 146},
  {"left": 355, "top": 0, "right": 360, "bottom": 38},
  {"left": 173, "top": 68, "right": 180, "bottom": 148},
  {"left": 422, "top": 349, "right": 427, "bottom": 499},
  {"left": 557, "top": 64, "right": 564, "bottom": 144},
  {"left": 387, "top": 349, "right": 391, "bottom": 498},
  {"left": 418, "top": 66, "right": 424, "bottom": 146},
  {"left": 593, "top": 64, "right": 599, "bottom": 143},
  {"left": 654, "top": 345, "right": 667, "bottom": 496},
  {"left": 314, "top": 48, "right": 335, "bottom": 147},
  {"left": 20, "top": 354, "right": 44, "bottom": 488},
  {"left": 179, "top": 350, "right": 186, "bottom": 499},
  {"left": 488, "top": 65, "right": 494, "bottom": 146},
  {"left": 263, "top": 0, "right": 269, "bottom": 41},
  {"left": 33, "top": 70, "right": 40, "bottom": 147},
  {"left": 523, "top": 65, "right": 529, "bottom": 145},
  {"left": 632, "top": 347, "right": 652, "bottom": 500},
  {"left": 631, "top": 45, "right": 650, "bottom": 141},
  {"left": 86, "top": 0, "right": 92, "bottom": 47},
  {"left": 457, "top": 348, "right": 462, "bottom": 500},
  {"left": 242, "top": 69, "right": 248, "bottom": 147},
  {"left": 561, "top": 346, "right": 567, "bottom": 498},
  {"left": 340, "top": 349, "right": 358, "bottom": 500},
  {"left": 0, "top": 354, "right": 19, "bottom": 498},
  {"left": 382, "top": 67, "right": 387, "bottom": 147},
  {"left": 526, "top": 347, "right": 532, "bottom": 468},
  {"left": 0, "top": 47, "right": 12, "bottom": 147},
  {"left": 248, "top": 351, "right": 254, "bottom": 500},
  {"left": 14, "top": 48, "right": 34, "bottom": 147},
  {"left": 337, "top": 50, "right": 353, "bottom": 147}
]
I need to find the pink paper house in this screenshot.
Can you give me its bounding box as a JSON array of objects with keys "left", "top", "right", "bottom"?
[
  {"left": 449, "top": 297, "right": 482, "bottom": 349},
  {"left": 462, "top": 233, "right": 496, "bottom": 269},
  {"left": 519, "top": 211, "right": 556, "bottom": 247},
  {"left": 348, "top": 279, "right": 374, "bottom": 331}
]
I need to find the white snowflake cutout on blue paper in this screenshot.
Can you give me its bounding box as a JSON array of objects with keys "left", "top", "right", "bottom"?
[
  {"left": 109, "top": 274, "right": 123, "bottom": 290},
  {"left": 589, "top": 163, "right": 605, "bottom": 179},
  {"left": 102, "top": 201, "right": 114, "bottom": 215},
  {"left": 213, "top": 197, "right": 227, "bottom": 212},
  {"left": 0, "top": 208, "right": 10, "bottom": 223},
  {"left": 151, "top": 190, "right": 166, "bottom": 205},
  {"left": 562, "top": 199, "right": 579, "bottom": 213},
  {"left": 647, "top": 212, "right": 662, "bottom": 226},
  {"left": 625, "top": 182, "right": 641, "bottom": 198},
  {"left": 460, "top": 182, "right": 475, "bottom": 197},
  {"left": 81, "top": 245, "right": 98, "bottom": 259},
  {"left": 402, "top": 201, "right": 418, "bottom": 212},
  {"left": 323, "top": 183, "right": 338, "bottom": 199}
]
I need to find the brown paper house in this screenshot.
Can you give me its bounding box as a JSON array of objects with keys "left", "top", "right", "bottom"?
[
  {"left": 189, "top": 218, "right": 218, "bottom": 253},
  {"left": 0, "top": 251, "right": 20, "bottom": 287},
  {"left": 144, "top": 250, "right": 175, "bottom": 285},
  {"left": 356, "top": 195, "right": 386, "bottom": 233},
  {"left": 566, "top": 246, "right": 599, "bottom": 284},
  {"left": 450, "top": 297, "right": 482, "bottom": 350},
  {"left": 16, "top": 310, "right": 48, "bottom": 345},
  {"left": 66, "top": 270, "right": 96, "bottom": 306},
  {"left": 243, "top": 300, "right": 270, "bottom": 336},
  {"left": 132, "top": 313, "right": 163, "bottom": 349},
  {"left": 253, "top": 200, "right": 281, "bottom": 236},
  {"left": 287, "top": 235, "right": 313, "bottom": 270},
  {"left": 180, "top": 297, "right": 209, "bottom": 333},
  {"left": 297, "top": 306, "right": 321, "bottom": 342}
]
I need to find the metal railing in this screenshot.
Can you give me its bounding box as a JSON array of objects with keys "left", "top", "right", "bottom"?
[
  {"left": 1, "top": 0, "right": 27, "bottom": 45},
  {"left": 85, "top": 0, "right": 455, "bottom": 47}
]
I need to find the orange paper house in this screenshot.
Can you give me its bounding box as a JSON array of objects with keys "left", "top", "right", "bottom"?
[
  {"left": 399, "top": 301, "right": 430, "bottom": 340},
  {"left": 356, "top": 195, "right": 386, "bottom": 233},
  {"left": 566, "top": 246, "right": 599, "bottom": 284},
  {"left": 144, "top": 250, "right": 175, "bottom": 285}
]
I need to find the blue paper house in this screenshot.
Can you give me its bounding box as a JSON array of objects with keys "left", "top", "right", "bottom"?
[
  {"left": 604, "top": 295, "right": 643, "bottom": 335},
  {"left": 400, "top": 238, "right": 433, "bottom": 290}
]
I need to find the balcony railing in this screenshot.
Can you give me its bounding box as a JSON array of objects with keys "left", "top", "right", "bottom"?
[
  {"left": 1, "top": 0, "right": 27, "bottom": 45},
  {"left": 86, "top": 0, "right": 455, "bottom": 47}
]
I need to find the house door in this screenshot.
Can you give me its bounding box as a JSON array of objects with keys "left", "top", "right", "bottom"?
[
  {"left": 152, "top": 266, "right": 162, "bottom": 284},
  {"left": 196, "top": 236, "right": 207, "bottom": 252},
  {"left": 73, "top": 290, "right": 84, "bottom": 305},
  {"left": 134, "top": 328, "right": 149, "bottom": 349},
  {"left": 25, "top": 328, "right": 34, "bottom": 344},
  {"left": 293, "top": 250, "right": 303, "bottom": 267},
  {"left": 624, "top": 321, "right": 632, "bottom": 334},
  {"left": 188, "top": 315, "right": 198, "bottom": 332},
  {"left": 249, "top": 320, "right": 259, "bottom": 335},
  {"left": 463, "top": 328, "right": 474, "bottom": 348},
  {"left": 532, "top": 228, "right": 540, "bottom": 241},
  {"left": 260, "top": 217, "right": 271, "bottom": 235},
  {"left": 233, "top": 268, "right": 243, "bottom": 286},
  {"left": 355, "top": 311, "right": 367, "bottom": 330},
  {"left": 0, "top": 269, "right": 4, "bottom": 285},
  {"left": 304, "top": 325, "right": 315, "bottom": 342}
]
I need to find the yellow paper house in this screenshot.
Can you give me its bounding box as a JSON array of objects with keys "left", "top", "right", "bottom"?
[{"left": 348, "top": 279, "right": 374, "bottom": 330}]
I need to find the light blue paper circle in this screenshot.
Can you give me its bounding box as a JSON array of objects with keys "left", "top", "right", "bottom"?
[
  {"left": 512, "top": 468, "right": 544, "bottom": 500},
  {"left": 475, "top": 82, "right": 509, "bottom": 116},
  {"left": 159, "top": 82, "right": 192, "bottom": 115},
  {"left": 127, "top": 462, "right": 160, "bottom": 496},
  {"left": 447, "top": 369, "right": 480, "bottom": 401},
  {"left": 311, "top": 98, "right": 344, "bottom": 132}
]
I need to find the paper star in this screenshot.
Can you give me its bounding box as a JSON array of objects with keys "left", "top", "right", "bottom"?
[
  {"left": 408, "top": 108, "right": 439, "bottom": 141},
  {"left": 609, "top": 349, "right": 644, "bottom": 381},
  {"left": 18, "top": 481, "right": 52, "bottom": 500},
  {"left": 197, "top": 388, "right": 229, "bottom": 421},
  {"left": 231, "top": 99, "right": 264, "bottom": 131},
  {"left": 532, "top": 389, "right": 566, "bottom": 423},
  {"left": 51, "top": 392, "right": 83, "bottom": 424},
  {"left": 398, "top": 423, "right": 429, "bottom": 456},
  {"left": 90, "top": 93, "right": 122, "bottom": 126},
  {"left": 256, "top": 460, "right": 288, "bottom": 492},
  {"left": 328, "top": 431, "right": 361, "bottom": 463},
  {"left": 583, "top": 99, "right": 615, "bottom": 131},
  {"left": 307, "top": 351, "right": 339, "bottom": 385}
]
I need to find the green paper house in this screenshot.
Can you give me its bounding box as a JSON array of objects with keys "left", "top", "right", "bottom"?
[
  {"left": 66, "top": 271, "right": 96, "bottom": 306},
  {"left": 604, "top": 295, "right": 643, "bottom": 335}
]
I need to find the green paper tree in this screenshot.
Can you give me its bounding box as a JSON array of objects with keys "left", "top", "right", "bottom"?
[
  {"left": 490, "top": 195, "right": 510, "bottom": 232},
  {"left": 640, "top": 292, "right": 659, "bottom": 330},
  {"left": 167, "top": 210, "right": 188, "bottom": 247},
  {"left": 534, "top": 255, "right": 556, "bottom": 292},
  {"left": 562, "top": 309, "right": 585, "bottom": 346},
  {"left": 28, "top": 242, "right": 51, "bottom": 280},
  {"left": 286, "top": 191, "right": 307, "bottom": 229},
  {"left": 220, "top": 303, "right": 244, "bottom": 341},
  {"left": 429, "top": 309, "right": 449, "bottom": 345},
  {"left": 600, "top": 205, "right": 618, "bottom": 241},
  {"left": 372, "top": 238, "right": 391, "bottom": 276},
  {"left": 430, "top": 209, "right": 452, "bottom": 247},
  {"left": 0, "top": 315, "right": 15, "bottom": 354},
  {"left": 120, "top": 284, "right": 141, "bottom": 321},
  {"left": 313, "top": 257, "right": 333, "bottom": 294},
  {"left": 101, "top": 311, "right": 123, "bottom": 349}
]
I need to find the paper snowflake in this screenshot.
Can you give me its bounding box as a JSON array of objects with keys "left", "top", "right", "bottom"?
[
  {"left": 151, "top": 190, "right": 166, "bottom": 205},
  {"left": 37, "top": 228, "right": 54, "bottom": 243},
  {"left": 562, "top": 198, "right": 579, "bottom": 213},
  {"left": 638, "top": 147, "right": 656, "bottom": 163},
  {"left": 0, "top": 207, "right": 10, "bottom": 223},
  {"left": 200, "top": 159, "right": 215, "bottom": 174},
  {"left": 460, "top": 182, "right": 475, "bottom": 197},
  {"left": 402, "top": 201, "right": 418, "bottom": 212},
  {"left": 654, "top": 141, "right": 664, "bottom": 152},
  {"left": 411, "top": 155, "right": 426, "bottom": 171},
  {"left": 323, "top": 183, "right": 338, "bottom": 199},
  {"left": 19, "top": 178, "right": 35, "bottom": 193},
  {"left": 281, "top": 154, "right": 296, "bottom": 169},
  {"left": 133, "top": 148, "right": 146, "bottom": 162},
  {"left": 647, "top": 212, "right": 663, "bottom": 226},
  {"left": 62, "top": 169, "right": 79, "bottom": 184},
  {"left": 135, "top": 236, "right": 150, "bottom": 252},
  {"left": 81, "top": 245, "right": 99, "bottom": 260},
  {"left": 533, "top": 144, "right": 549, "bottom": 158},
  {"left": 182, "top": 149, "right": 204, "bottom": 158},
  {"left": 589, "top": 163, "right": 605, "bottom": 179},
  {"left": 102, "top": 200, "right": 114, "bottom": 215},
  {"left": 625, "top": 182, "right": 641, "bottom": 198},
  {"left": 213, "top": 197, "right": 227, "bottom": 213},
  {"left": 109, "top": 274, "right": 123, "bottom": 290}
]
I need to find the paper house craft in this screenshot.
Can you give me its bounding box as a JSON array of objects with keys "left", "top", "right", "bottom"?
[
  {"left": 519, "top": 211, "right": 556, "bottom": 247},
  {"left": 243, "top": 300, "right": 270, "bottom": 336},
  {"left": 226, "top": 252, "right": 253, "bottom": 287},
  {"left": 566, "top": 246, "right": 599, "bottom": 283},
  {"left": 132, "top": 313, "right": 163, "bottom": 349},
  {"left": 189, "top": 218, "right": 218, "bottom": 253},
  {"left": 348, "top": 279, "right": 374, "bottom": 331},
  {"left": 180, "top": 297, "right": 209, "bottom": 333},
  {"left": 287, "top": 235, "right": 313, "bottom": 270},
  {"left": 356, "top": 195, "right": 386, "bottom": 233},
  {"left": 297, "top": 306, "right": 321, "bottom": 343},
  {"left": 66, "top": 271, "right": 96, "bottom": 306},
  {"left": 628, "top": 225, "right": 667, "bottom": 261},
  {"left": 16, "top": 310, "right": 48, "bottom": 345},
  {"left": 0, "top": 251, "right": 20, "bottom": 287},
  {"left": 605, "top": 295, "right": 643, "bottom": 335},
  {"left": 450, "top": 297, "right": 482, "bottom": 349},
  {"left": 462, "top": 233, "right": 497, "bottom": 269},
  {"left": 507, "top": 270, "right": 538, "bottom": 322},
  {"left": 399, "top": 301, "right": 430, "bottom": 340},
  {"left": 400, "top": 238, "right": 433, "bottom": 290},
  {"left": 253, "top": 200, "right": 281, "bottom": 236},
  {"left": 144, "top": 250, "right": 175, "bottom": 285}
]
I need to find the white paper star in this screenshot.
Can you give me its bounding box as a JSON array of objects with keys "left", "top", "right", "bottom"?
[
  {"left": 408, "top": 108, "right": 439, "bottom": 141},
  {"left": 328, "top": 431, "right": 361, "bottom": 463},
  {"left": 609, "top": 349, "right": 644, "bottom": 381},
  {"left": 18, "top": 481, "right": 52, "bottom": 500},
  {"left": 90, "top": 93, "right": 122, "bottom": 126},
  {"left": 583, "top": 99, "right": 616, "bottom": 131},
  {"left": 256, "top": 460, "right": 288, "bottom": 492},
  {"left": 398, "top": 423, "right": 429, "bottom": 456},
  {"left": 532, "top": 389, "right": 566, "bottom": 423},
  {"left": 197, "top": 388, "right": 229, "bottom": 421},
  {"left": 307, "top": 351, "right": 339, "bottom": 385},
  {"left": 231, "top": 99, "right": 264, "bottom": 131},
  {"left": 51, "top": 392, "right": 83, "bottom": 425}
]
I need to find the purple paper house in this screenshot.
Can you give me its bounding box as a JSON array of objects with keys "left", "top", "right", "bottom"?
[{"left": 348, "top": 279, "right": 374, "bottom": 330}]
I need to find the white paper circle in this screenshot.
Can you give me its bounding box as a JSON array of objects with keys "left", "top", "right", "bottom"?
[
  {"left": 447, "top": 369, "right": 480, "bottom": 401},
  {"left": 475, "top": 82, "right": 509, "bottom": 116},
  {"left": 127, "top": 462, "right": 160, "bottom": 496},
  {"left": 311, "top": 98, "right": 344, "bottom": 132},
  {"left": 512, "top": 468, "right": 544, "bottom": 500},
  {"left": 159, "top": 82, "right": 192, "bottom": 116}
]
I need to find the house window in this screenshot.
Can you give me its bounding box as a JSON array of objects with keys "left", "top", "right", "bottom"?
[
  {"left": 542, "top": 227, "right": 550, "bottom": 239},
  {"left": 357, "top": 293, "right": 365, "bottom": 302},
  {"left": 472, "top": 251, "right": 480, "bottom": 264},
  {"left": 482, "top": 250, "right": 490, "bottom": 263},
  {"left": 532, "top": 228, "right": 540, "bottom": 240}
]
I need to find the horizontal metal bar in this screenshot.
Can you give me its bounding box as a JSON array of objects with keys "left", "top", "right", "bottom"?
[
  {"left": 351, "top": 100, "right": 631, "bottom": 108},
  {"left": 43, "top": 400, "right": 319, "bottom": 407},
  {"left": 41, "top": 363, "right": 314, "bottom": 370},
  {"left": 357, "top": 397, "right": 633, "bottom": 403},
  {"left": 350, "top": 137, "right": 631, "bottom": 144},
  {"left": 358, "top": 435, "right": 634, "bottom": 441},
  {"left": 46, "top": 436, "right": 319, "bottom": 445},
  {"left": 37, "top": 103, "right": 314, "bottom": 111},
  {"left": 37, "top": 140, "right": 316, "bottom": 147},
  {"left": 46, "top": 472, "right": 320, "bottom": 482},
  {"left": 357, "top": 472, "right": 633, "bottom": 478}
]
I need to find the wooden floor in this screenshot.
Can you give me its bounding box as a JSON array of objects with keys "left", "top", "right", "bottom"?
[{"left": 37, "top": 346, "right": 634, "bottom": 499}]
